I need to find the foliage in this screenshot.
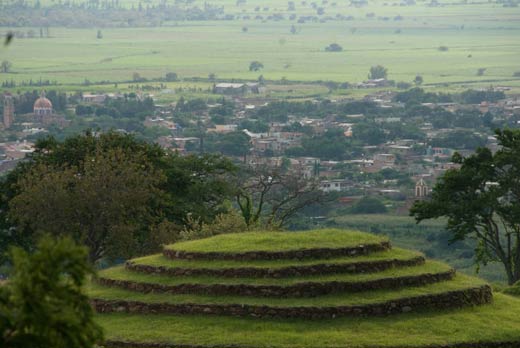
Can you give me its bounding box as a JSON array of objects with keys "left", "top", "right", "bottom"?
[
  {"left": 0, "top": 236, "right": 103, "bottom": 348},
  {"left": 179, "top": 210, "right": 248, "bottom": 241},
  {"left": 411, "top": 129, "right": 520, "bottom": 284},
  {"left": 458, "top": 89, "right": 505, "bottom": 104},
  {"left": 287, "top": 128, "right": 356, "bottom": 160},
  {"left": 325, "top": 43, "right": 342, "bottom": 52},
  {"left": 0, "top": 132, "right": 237, "bottom": 262},
  {"left": 430, "top": 130, "right": 487, "bottom": 150},
  {"left": 164, "top": 72, "right": 178, "bottom": 82},
  {"left": 249, "top": 61, "right": 264, "bottom": 72},
  {"left": 235, "top": 166, "right": 326, "bottom": 228},
  {"left": 8, "top": 147, "right": 169, "bottom": 263},
  {"left": 352, "top": 122, "right": 386, "bottom": 145},
  {"left": 393, "top": 88, "right": 453, "bottom": 104},
  {"left": 350, "top": 196, "right": 388, "bottom": 214},
  {"left": 368, "top": 65, "right": 388, "bottom": 79},
  {"left": 0, "top": 60, "right": 12, "bottom": 73},
  {"left": 206, "top": 131, "right": 251, "bottom": 157},
  {"left": 163, "top": 153, "right": 237, "bottom": 225}
]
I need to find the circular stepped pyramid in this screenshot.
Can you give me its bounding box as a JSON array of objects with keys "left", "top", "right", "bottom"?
[{"left": 89, "top": 229, "right": 520, "bottom": 347}]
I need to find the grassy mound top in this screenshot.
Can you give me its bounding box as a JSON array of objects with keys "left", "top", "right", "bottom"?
[
  {"left": 99, "top": 261, "right": 450, "bottom": 287},
  {"left": 165, "top": 229, "right": 387, "bottom": 253},
  {"left": 95, "top": 293, "right": 520, "bottom": 348},
  {"left": 88, "top": 273, "right": 484, "bottom": 307},
  {"left": 132, "top": 247, "right": 420, "bottom": 270}
]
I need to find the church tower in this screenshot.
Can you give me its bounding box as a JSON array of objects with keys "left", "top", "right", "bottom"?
[
  {"left": 415, "top": 178, "right": 429, "bottom": 198},
  {"left": 3, "top": 93, "right": 14, "bottom": 129}
]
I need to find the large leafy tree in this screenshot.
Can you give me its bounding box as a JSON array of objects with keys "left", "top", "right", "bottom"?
[
  {"left": 0, "top": 236, "right": 103, "bottom": 348},
  {"left": 411, "top": 129, "right": 520, "bottom": 285},
  {"left": 8, "top": 147, "right": 169, "bottom": 263},
  {"left": 368, "top": 65, "right": 388, "bottom": 79},
  {"left": 0, "top": 131, "right": 237, "bottom": 262}
]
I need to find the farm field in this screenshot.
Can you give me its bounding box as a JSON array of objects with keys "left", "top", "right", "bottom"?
[{"left": 1, "top": 0, "right": 520, "bottom": 96}]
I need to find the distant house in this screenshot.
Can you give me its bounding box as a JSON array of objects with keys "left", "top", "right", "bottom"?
[
  {"left": 357, "top": 79, "right": 391, "bottom": 88},
  {"left": 82, "top": 94, "right": 107, "bottom": 104},
  {"left": 214, "top": 82, "right": 264, "bottom": 95},
  {"left": 207, "top": 124, "right": 238, "bottom": 133},
  {"left": 319, "top": 179, "right": 352, "bottom": 192}
]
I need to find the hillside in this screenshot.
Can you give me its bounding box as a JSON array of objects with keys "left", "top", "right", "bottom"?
[{"left": 89, "top": 229, "right": 520, "bottom": 347}]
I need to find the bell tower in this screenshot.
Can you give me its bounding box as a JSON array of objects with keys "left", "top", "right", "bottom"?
[
  {"left": 3, "top": 93, "right": 14, "bottom": 129},
  {"left": 415, "top": 178, "right": 429, "bottom": 198}
]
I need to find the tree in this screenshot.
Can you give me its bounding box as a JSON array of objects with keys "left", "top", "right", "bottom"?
[
  {"left": 164, "top": 72, "right": 178, "bottom": 81},
  {"left": 0, "top": 132, "right": 237, "bottom": 260},
  {"left": 368, "top": 65, "right": 388, "bottom": 79},
  {"left": 132, "top": 72, "right": 145, "bottom": 82},
  {"left": 353, "top": 122, "right": 386, "bottom": 145},
  {"left": 351, "top": 196, "right": 387, "bottom": 214},
  {"left": 96, "top": 30, "right": 103, "bottom": 39},
  {"left": 325, "top": 43, "right": 343, "bottom": 52},
  {"left": 212, "top": 131, "right": 251, "bottom": 157},
  {"left": 4, "top": 32, "right": 13, "bottom": 46},
  {"left": 414, "top": 75, "right": 423, "bottom": 85},
  {"left": 1, "top": 60, "right": 12, "bottom": 73},
  {"left": 0, "top": 236, "right": 103, "bottom": 348},
  {"left": 236, "top": 166, "right": 326, "bottom": 228},
  {"left": 411, "top": 129, "right": 520, "bottom": 285},
  {"left": 249, "top": 61, "right": 264, "bottom": 72},
  {"left": 8, "top": 147, "right": 169, "bottom": 263}
]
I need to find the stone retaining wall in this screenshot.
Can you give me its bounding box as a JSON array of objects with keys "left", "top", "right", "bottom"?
[
  {"left": 96, "top": 269, "right": 454, "bottom": 298},
  {"left": 126, "top": 256, "right": 425, "bottom": 278},
  {"left": 91, "top": 284, "right": 492, "bottom": 319},
  {"left": 103, "top": 339, "right": 520, "bottom": 348},
  {"left": 163, "top": 241, "right": 391, "bottom": 261}
]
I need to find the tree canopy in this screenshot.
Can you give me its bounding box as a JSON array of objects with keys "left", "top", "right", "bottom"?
[
  {"left": 0, "top": 131, "right": 237, "bottom": 263},
  {"left": 369, "top": 65, "right": 388, "bottom": 79},
  {"left": 411, "top": 129, "right": 520, "bottom": 285},
  {"left": 0, "top": 236, "right": 103, "bottom": 348}
]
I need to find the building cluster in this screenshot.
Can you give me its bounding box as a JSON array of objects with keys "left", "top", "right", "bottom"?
[{"left": 1, "top": 85, "right": 519, "bottom": 213}]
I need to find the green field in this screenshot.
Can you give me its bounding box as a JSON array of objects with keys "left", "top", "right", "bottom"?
[{"left": 1, "top": 0, "right": 519, "bottom": 96}]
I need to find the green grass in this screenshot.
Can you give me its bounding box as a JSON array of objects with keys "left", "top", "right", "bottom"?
[
  {"left": 87, "top": 273, "right": 484, "bottom": 307},
  {"left": 99, "top": 261, "right": 450, "bottom": 287},
  {"left": 131, "top": 247, "right": 421, "bottom": 270},
  {"left": 2, "top": 0, "right": 520, "bottom": 96},
  {"left": 166, "top": 229, "right": 387, "bottom": 253},
  {"left": 94, "top": 293, "right": 520, "bottom": 347},
  {"left": 331, "top": 214, "right": 509, "bottom": 282}
]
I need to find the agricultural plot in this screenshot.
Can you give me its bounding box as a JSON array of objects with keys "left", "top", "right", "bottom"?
[
  {"left": 1, "top": 0, "right": 519, "bottom": 95},
  {"left": 90, "top": 228, "right": 520, "bottom": 347}
]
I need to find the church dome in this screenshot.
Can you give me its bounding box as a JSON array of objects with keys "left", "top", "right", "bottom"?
[{"left": 34, "top": 96, "right": 52, "bottom": 109}]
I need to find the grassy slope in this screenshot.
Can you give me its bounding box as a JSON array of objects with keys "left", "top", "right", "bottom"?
[
  {"left": 87, "top": 273, "right": 484, "bottom": 307},
  {"left": 99, "top": 260, "right": 450, "bottom": 286},
  {"left": 131, "top": 247, "right": 421, "bottom": 269},
  {"left": 167, "top": 229, "right": 387, "bottom": 253},
  {"left": 95, "top": 293, "right": 520, "bottom": 347}
]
